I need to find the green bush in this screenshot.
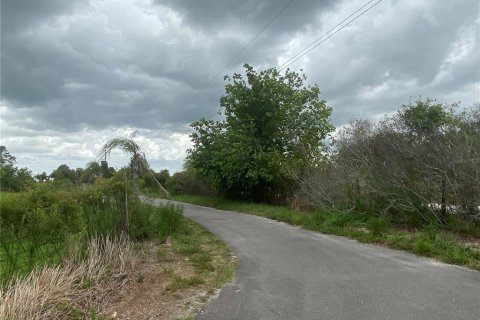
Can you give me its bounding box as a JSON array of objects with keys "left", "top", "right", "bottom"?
[
  {"left": 129, "top": 202, "right": 184, "bottom": 242},
  {"left": 78, "top": 180, "right": 127, "bottom": 237},
  {"left": 0, "top": 187, "right": 85, "bottom": 283}
]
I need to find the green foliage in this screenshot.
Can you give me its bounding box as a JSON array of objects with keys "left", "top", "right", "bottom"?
[
  {"left": 50, "top": 164, "right": 77, "bottom": 185},
  {"left": 165, "top": 274, "right": 204, "bottom": 292},
  {"left": 0, "top": 179, "right": 183, "bottom": 284},
  {"left": 0, "top": 147, "right": 34, "bottom": 191},
  {"left": 34, "top": 171, "right": 50, "bottom": 182},
  {"left": 168, "top": 166, "right": 213, "bottom": 196},
  {"left": 0, "top": 187, "right": 85, "bottom": 282},
  {"left": 0, "top": 146, "right": 16, "bottom": 166},
  {"left": 129, "top": 202, "right": 184, "bottom": 242},
  {"left": 77, "top": 179, "right": 127, "bottom": 237},
  {"left": 399, "top": 98, "right": 453, "bottom": 137},
  {"left": 99, "top": 137, "right": 147, "bottom": 194},
  {"left": 367, "top": 216, "right": 391, "bottom": 236},
  {"left": 189, "top": 64, "right": 334, "bottom": 202},
  {"left": 190, "top": 252, "right": 215, "bottom": 272}
]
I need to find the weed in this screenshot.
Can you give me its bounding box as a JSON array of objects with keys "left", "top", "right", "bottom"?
[
  {"left": 156, "top": 247, "right": 175, "bottom": 262},
  {"left": 190, "top": 253, "right": 215, "bottom": 272},
  {"left": 413, "top": 238, "right": 435, "bottom": 256},
  {"left": 367, "top": 216, "right": 391, "bottom": 236},
  {"left": 165, "top": 274, "right": 204, "bottom": 292}
]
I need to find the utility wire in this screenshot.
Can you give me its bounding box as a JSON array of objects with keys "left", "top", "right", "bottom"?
[
  {"left": 179, "top": 0, "right": 296, "bottom": 114},
  {"left": 278, "top": 0, "right": 376, "bottom": 71},
  {"left": 188, "top": 0, "right": 383, "bottom": 124},
  {"left": 278, "top": 0, "right": 383, "bottom": 71}
]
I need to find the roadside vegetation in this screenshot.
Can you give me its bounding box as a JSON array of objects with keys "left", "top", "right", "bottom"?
[
  {"left": 0, "top": 139, "right": 234, "bottom": 319},
  {"left": 146, "top": 66, "right": 480, "bottom": 270},
  {"left": 171, "top": 194, "right": 480, "bottom": 270}
]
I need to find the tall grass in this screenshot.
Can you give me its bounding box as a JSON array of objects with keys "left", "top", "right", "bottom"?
[{"left": 0, "top": 236, "right": 136, "bottom": 320}]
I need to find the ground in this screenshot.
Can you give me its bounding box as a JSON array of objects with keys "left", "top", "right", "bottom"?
[{"left": 102, "top": 220, "right": 236, "bottom": 320}]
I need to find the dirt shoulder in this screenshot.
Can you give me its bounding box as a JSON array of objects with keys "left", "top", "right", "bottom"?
[{"left": 102, "top": 219, "right": 236, "bottom": 320}]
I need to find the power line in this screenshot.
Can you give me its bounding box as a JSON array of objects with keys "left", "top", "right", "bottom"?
[
  {"left": 206, "top": 0, "right": 383, "bottom": 121},
  {"left": 278, "top": 0, "right": 383, "bottom": 71},
  {"left": 179, "top": 0, "right": 296, "bottom": 113},
  {"left": 278, "top": 0, "right": 377, "bottom": 71}
]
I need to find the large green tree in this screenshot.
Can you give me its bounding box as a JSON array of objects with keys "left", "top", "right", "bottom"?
[{"left": 188, "top": 64, "right": 334, "bottom": 202}]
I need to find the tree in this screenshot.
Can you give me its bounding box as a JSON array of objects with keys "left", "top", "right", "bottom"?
[
  {"left": 34, "top": 172, "right": 50, "bottom": 182},
  {"left": 83, "top": 161, "right": 102, "bottom": 184},
  {"left": 300, "top": 99, "right": 480, "bottom": 223},
  {"left": 0, "top": 146, "right": 34, "bottom": 191},
  {"left": 189, "top": 64, "right": 334, "bottom": 202},
  {"left": 398, "top": 98, "right": 454, "bottom": 138},
  {"left": 50, "top": 164, "right": 76, "bottom": 185},
  {"left": 100, "top": 160, "right": 115, "bottom": 178},
  {"left": 99, "top": 137, "right": 169, "bottom": 196},
  {"left": 0, "top": 146, "right": 16, "bottom": 166}
]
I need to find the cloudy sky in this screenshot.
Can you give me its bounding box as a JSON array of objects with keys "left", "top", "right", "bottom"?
[{"left": 1, "top": 0, "right": 479, "bottom": 174}]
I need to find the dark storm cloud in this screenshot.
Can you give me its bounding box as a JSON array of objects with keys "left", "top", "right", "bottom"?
[
  {"left": 1, "top": 0, "right": 82, "bottom": 33},
  {"left": 158, "top": 0, "right": 338, "bottom": 35},
  {"left": 1, "top": 0, "right": 478, "bottom": 174}
]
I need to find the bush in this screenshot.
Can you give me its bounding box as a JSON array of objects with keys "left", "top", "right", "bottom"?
[
  {"left": 169, "top": 169, "right": 213, "bottom": 196},
  {"left": 129, "top": 202, "right": 184, "bottom": 242},
  {"left": 301, "top": 100, "right": 480, "bottom": 231},
  {"left": 0, "top": 186, "right": 85, "bottom": 282}
]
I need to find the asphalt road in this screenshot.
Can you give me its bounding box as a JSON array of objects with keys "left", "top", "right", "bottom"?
[{"left": 150, "top": 198, "right": 480, "bottom": 320}]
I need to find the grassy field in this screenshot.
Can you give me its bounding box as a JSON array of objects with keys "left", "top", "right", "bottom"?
[{"left": 171, "top": 194, "right": 480, "bottom": 270}]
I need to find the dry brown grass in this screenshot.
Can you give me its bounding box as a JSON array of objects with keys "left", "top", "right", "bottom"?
[{"left": 0, "top": 236, "right": 136, "bottom": 320}]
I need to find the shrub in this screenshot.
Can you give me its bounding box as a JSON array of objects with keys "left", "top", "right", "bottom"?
[{"left": 129, "top": 202, "right": 184, "bottom": 242}]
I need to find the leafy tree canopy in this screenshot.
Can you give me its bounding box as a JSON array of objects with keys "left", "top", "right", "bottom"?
[
  {"left": 188, "top": 64, "right": 334, "bottom": 202},
  {"left": 398, "top": 98, "right": 455, "bottom": 137},
  {"left": 50, "top": 164, "right": 76, "bottom": 183}
]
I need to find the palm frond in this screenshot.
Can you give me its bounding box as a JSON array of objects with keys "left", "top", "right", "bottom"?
[{"left": 98, "top": 137, "right": 140, "bottom": 160}]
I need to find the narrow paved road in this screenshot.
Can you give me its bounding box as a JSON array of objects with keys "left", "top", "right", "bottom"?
[{"left": 151, "top": 198, "right": 480, "bottom": 320}]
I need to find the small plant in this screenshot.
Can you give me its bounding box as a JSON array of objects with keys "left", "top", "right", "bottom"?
[
  {"left": 413, "top": 238, "right": 435, "bottom": 256},
  {"left": 156, "top": 247, "right": 175, "bottom": 262},
  {"left": 165, "top": 274, "right": 204, "bottom": 292},
  {"left": 190, "top": 253, "right": 215, "bottom": 272},
  {"left": 367, "top": 216, "right": 391, "bottom": 236}
]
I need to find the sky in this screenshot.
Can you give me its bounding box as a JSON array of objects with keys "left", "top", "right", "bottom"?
[{"left": 1, "top": 0, "right": 479, "bottom": 174}]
